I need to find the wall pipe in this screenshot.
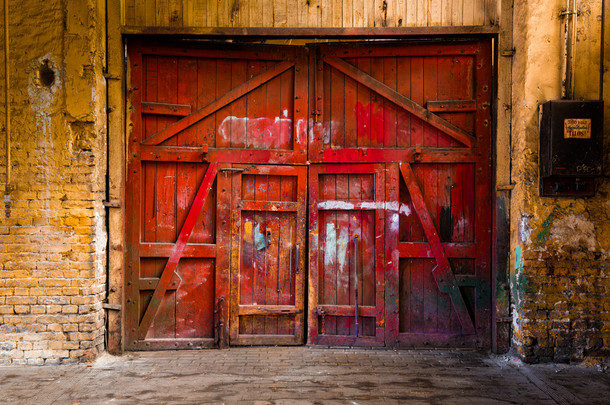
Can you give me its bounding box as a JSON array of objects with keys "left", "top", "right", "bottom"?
[
  {"left": 4, "top": 0, "right": 10, "bottom": 197},
  {"left": 601, "top": 0, "right": 605, "bottom": 101}
]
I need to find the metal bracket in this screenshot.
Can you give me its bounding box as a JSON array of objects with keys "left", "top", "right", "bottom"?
[
  {"left": 501, "top": 49, "right": 516, "bottom": 57},
  {"left": 103, "top": 200, "right": 121, "bottom": 208},
  {"left": 102, "top": 302, "right": 122, "bottom": 311}
]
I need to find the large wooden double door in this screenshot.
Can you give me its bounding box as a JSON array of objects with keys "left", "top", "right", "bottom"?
[{"left": 125, "top": 39, "right": 492, "bottom": 349}]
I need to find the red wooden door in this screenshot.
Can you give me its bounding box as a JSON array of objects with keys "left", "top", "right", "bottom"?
[
  {"left": 308, "top": 164, "right": 386, "bottom": 346},
  {"left": 230, "top": 165, "right": 307, "bottom": 345},
  {"left": 311, "top": 41, "right": 492, "bottom": 348},
  {"left": 125, "top": 41, "right": 308, "bottom": 349}
]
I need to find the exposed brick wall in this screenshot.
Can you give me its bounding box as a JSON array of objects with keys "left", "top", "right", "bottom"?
[
  {"left": 0, "top": 0, "right": 106, "bottom": 365},
  {"left": 513, "top": 243, "right": 610, "bottom": 363}
]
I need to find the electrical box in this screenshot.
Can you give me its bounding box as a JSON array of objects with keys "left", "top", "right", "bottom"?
[{"left": 539, "top": 100, "right": 603, "bottom": 197}]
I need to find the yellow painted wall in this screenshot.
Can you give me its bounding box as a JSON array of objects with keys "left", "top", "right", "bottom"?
[
  {"left": 0, "top": 0, "right": 107, "bottom": 364},
  {"left": 120, "top": 0, "right": 497, "bottom": 27},
  {"left": 510, "top": 0, "right": 610, "bottom": 362}
]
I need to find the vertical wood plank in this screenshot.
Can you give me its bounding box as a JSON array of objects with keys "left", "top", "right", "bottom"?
[
  {"left": 230, "top": 60, "right": 247, "bottom": 148},
  {"left": 169, "top": 0, "right": 183, "bottom": 26},
  {"left": 335, "top": 174, "right": 350, "bottom": 336},
  {"left": 383, "top": 57, "right": 397, "bottom": 147},
  {"left": 429, "top": 0, "right": 442, "bottom": 25},
  {"left": 356, "top": 58, "right": 371, "bottom": 147},
  {"left": 125, "top": 0, "right": 136, "bottom": 25},
  {"left": 265, "top": 176, "right": 282, "bottom": 335},
  {"left": 396, "top": 0, "right": 406, "bottom": 26},
  {"left": 370, "top": 57, "right": 384, "bottom": 147},
  {"left": 463, "top": 0, "right": 475, "bottom": 25},
  {"left": 344, "top": 58, "right": 358, "bottom": 148},
  {"left": 441, "top": 0, "right": 452, "bottom": 25},
  {"left": 320, "top": 174, "right": 337, "bottom": 335},
  {"left": 396, "top": 56, "right": 411, "bottom": 147},
  {"left": 273, "top": 0, "right": 287, "bottom": 27},
  {"left": 342, "top": 0, "right": 353, "bottom": 27},
  {"left": 246, "top": 61, "right": 268, "bottom": 148},
  {"left": 452, "top": 0, "right": 463, "bottom": 25},
  {"left": 156, "top": 0, "right": 169, "bottom": 26},
  {"left": 331, "top": 0, "right": 342, "bottom": 27},
  {"left": 321, "top": 0, "right": 332, "bottom": 27},
  {"left": 353, "top": 0, "right": 364, "bottom": 27},
  {"left": 286, "top": 0, "right": 298, "bottom": 26},
  {"left": 474, "top": 0, "right": 485, "bottom": 25},
  {"left": 416, "top": 0, "right": 426, "bottom": 26},
  {"left": 330, "top": 64, "right": 345, "bottom": 149}
]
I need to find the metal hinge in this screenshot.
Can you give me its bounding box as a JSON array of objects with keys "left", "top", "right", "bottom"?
[
  {"left": 103, "top": 200, "right": 121, "bottom": 208},
  {"left": 501, "top": 49, "right": 516, "bottom": 57}
]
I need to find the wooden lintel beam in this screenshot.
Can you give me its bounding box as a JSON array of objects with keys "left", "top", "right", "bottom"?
[{"left": 122, "top": 26, "right": 499, "bottom": 38}]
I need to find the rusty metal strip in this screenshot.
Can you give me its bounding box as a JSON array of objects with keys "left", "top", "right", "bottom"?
[
  {"left": 325, "top": 57, "right": 476, "bottom": 148},
  {"left": 141, "top": 61, "right": 294, "bottom": 146},
  {"left": 399, "top": 163, "right": 475, "bottom": 335},
  {"left": 137, "top": 162, "right": 219, "bottom": 340}
]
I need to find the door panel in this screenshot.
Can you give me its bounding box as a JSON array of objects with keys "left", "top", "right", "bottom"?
[
  {"left": 230, "top": 165, "right": 307, "bottom": 345},
  {"left": 308, "top": 165, "right": 385, "bottom": 346}
]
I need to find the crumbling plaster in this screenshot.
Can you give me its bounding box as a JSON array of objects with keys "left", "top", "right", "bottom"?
[{"left": 510, "top": 0, "right": 610, "bottom": 363}]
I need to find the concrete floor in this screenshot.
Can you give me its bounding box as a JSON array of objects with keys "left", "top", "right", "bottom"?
[{"left": 1, "top": 347, "right": 609, "bottom": 404}]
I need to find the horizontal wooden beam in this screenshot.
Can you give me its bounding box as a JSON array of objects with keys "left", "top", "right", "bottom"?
[
  {"left": 238, "top": 305, "right": 303, "bottom": 316},
  {"left": 399, "top": 242, "right": 477, "bottom": 258},
  {"left": 316, "top": 305, "right": 377, "bottom": 318},
  {"left": 426, "top": 99, "right": 477, "bottom": 113},
  {"left": 141, "top": 102, "right": 192, "bottom": 116},
  {"left": 139, "top": 243, "right": 216, "bottom": 258},
  {"left": 122, "top": 26, "right": 499, "bottom": 38},
  {"left": 140, "top": 145, "right": 208, "bottom": 162},
  {"left": 316, "top": 147, "right": 477, "bottom": 164}
]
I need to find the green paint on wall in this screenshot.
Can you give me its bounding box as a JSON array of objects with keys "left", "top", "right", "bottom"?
[{"left": 535, "top": 205, "right": 561, "bottom": 246}]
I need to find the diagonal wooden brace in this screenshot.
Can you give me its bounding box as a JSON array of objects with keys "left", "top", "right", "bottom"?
[
  {"left": 142, "top": 61, "right": 294, "bottom": 146},
  {"left": 137, "top": 162, "right": 219, "bottom": 339},
  {"left": 399, "top": 163, "right": 475, "bottom": 335},
  {"left": 325, "top": 56, "right": 476, "bottom": 148}
]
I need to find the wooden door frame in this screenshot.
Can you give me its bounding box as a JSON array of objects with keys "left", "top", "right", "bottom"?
[{"left": 109, "top": 30, "right": 507, "bottom": 354}]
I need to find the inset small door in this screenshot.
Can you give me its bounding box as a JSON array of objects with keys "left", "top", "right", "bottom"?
[
  {"left": 308, "top": 164, "right": 386, "bottom": 346},
  {"left": 229, "top": 165, "right": 307, "bottom": 345}
]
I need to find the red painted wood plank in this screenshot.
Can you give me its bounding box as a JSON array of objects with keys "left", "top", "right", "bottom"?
[
  {"left": 139, "top": 243, "right": 216, "bottom": 258},
  {"left": 230, "top": 59, "right": 248, "bottom": 148},
  {"left": 142, "top": 60, "right": 294, "bottom": 146},
  {"left": 140, "top": 145, "right": 208, "bottom": 162},
  {"left": 344, "top": 58, "right": 358, "bottom": 149},
  {"left": 330, "top": 61, "right": 345, "bottom": 149},
  {"left": 383, "top": 57, "right": 398, "bottom": 148},
  {"left": 399, "top": 163, "right": 475, "bottom": 335},
  {"left": 138, "top": 163, "right": 218, "bottom": 340},
  {"left": 320, "top": 173, "right": 337, "bottom": 336},
  {"left": 215, "top": 59, "right": 233, "bottom": 148},
  {"left": 246, "top": 61, "right": 268, "bottom": 149},
  {"left": 265, "top": 176, "right": 282, "bottom": 335},
  {"left": 324, "top": 56, "right": 475, "bottom": 148},
  {"left": 426, "top": 99, "right": 477, "bottom": 113},
  {"left": 197, "top": 58, "right": 217, "bottom": 147},
  {"left": 356, "top": 58, "right": 371, "bottom": 148},
  {"left": 176, "top": 57, "right": 198, "bottom": 146},
  {"left": 141, "top": 102, "right": 192, "bottom": 116},
  {"left": 278, "top": 69, "right": 294, "bottom": 150},
  {"left": 370, "top": 57, "right": 384, "bottom": 148}
]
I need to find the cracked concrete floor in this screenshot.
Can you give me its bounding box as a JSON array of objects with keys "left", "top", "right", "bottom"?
[{"left": 1, "top": 347, "right": 609, "bottom": 404}]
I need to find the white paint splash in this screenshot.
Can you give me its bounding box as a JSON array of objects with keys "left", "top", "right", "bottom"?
[
  {"left": 324, "top": 222, "right": 337, "bottom": 267},
  {"left": 218, "top": 115, "right": 293, "bottom": 145},
  {"left": 317, "top": 201, "right": 411, "bottom": 217}
]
